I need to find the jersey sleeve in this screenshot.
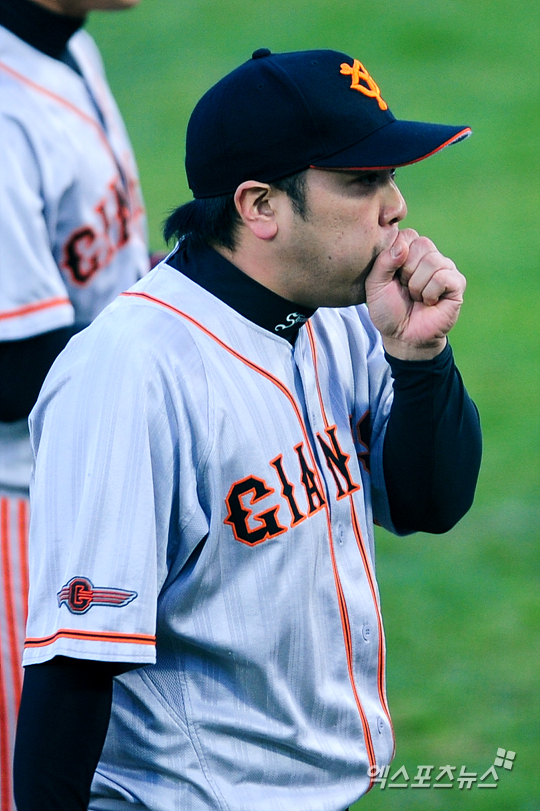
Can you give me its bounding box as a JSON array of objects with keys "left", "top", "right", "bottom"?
[
  {"left": 0, "top": 114, "right": 74, "bottom": 340},
  {"left": 23, "top": 307, "right": 185, "bottom": 666}
]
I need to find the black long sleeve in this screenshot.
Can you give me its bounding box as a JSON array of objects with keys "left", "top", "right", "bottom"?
[
  {"left": 383, "top": 343, "right": 481, "bottom": 534},
  {"left": 13, "top": 658, "right": 125, "bottom": 811},
  {"left": 0, "top": 326, "right": 80, "bottom": 422}
]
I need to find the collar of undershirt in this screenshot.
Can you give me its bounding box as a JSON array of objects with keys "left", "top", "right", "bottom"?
[
  {"left": 167, "top": 243, "right": 316, "bottom": 345},
  {"left": 0, "top": 0, "right": 83, "bottom": 59}
]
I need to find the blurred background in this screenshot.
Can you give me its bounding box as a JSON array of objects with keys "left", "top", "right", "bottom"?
[{"left": 88, "top": 1, "right": 539, "bottom": 807}]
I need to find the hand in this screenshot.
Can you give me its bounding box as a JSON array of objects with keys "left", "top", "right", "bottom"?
[{"left": 365, "top": 228, "right": 466, "bottom": 360}]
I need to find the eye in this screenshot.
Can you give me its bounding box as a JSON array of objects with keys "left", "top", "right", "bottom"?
[
  {"left": 359, "top": 172, "right": 380, "bottom": 185},
  {"left": 354, "top": 169, "right": 397, "bottom": 188}
]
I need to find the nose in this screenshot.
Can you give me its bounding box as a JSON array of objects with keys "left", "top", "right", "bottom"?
[{"left": 380, "top": 178, "right": 407, "bottom": 226}]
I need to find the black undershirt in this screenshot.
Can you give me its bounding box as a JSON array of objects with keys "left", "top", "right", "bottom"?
[
  {"left": 0, "top": 326, "right": 80, "bottom": 422},
  {"left": 13, "top": 244, "right": 481, "bottom": 808},
  {"left": 0, "top": 0, "right": 83, "bottom": 59},
  {"left": 167, "top": 242, "right": 316, "bottom": 343}
]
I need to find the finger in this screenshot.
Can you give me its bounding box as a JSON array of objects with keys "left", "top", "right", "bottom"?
[
  {"left": 397, "top": 227, "right": 419, "bottom": 247},
  {"left": 397, "top": 235, "right": 439, "bottom": 287},
  {"left": 367, "top": 231, "right": 410, "bottom": 290},
  {"left": 406, "top": 254, "right": 457, "bottom": 302},
  {"left": 418, "top": 267, "right": 467, "bottom": 307}
]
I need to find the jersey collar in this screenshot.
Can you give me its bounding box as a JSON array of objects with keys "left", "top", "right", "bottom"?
[
  {"left": 167, "top": 243, "right": 316, "bottom": 344},
  {"left": 0, "top": 0, "right": 83, "bottom": 60}
]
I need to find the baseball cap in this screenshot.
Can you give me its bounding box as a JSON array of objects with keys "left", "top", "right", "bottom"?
[{"left": 186, "top": 48, "right": 471, "bottom": 199}]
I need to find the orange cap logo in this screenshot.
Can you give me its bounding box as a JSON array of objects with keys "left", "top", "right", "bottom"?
[{"left": 340, "top": 59, "right": 388, "bottom": 110}]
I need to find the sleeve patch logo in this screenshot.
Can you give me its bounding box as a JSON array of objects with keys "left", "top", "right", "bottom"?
[
  {"left": 57, "top": 576, "right": 138, "bottom": 614},
  {"left": 339, "top": 59, "right": 388, "bottom": 110}
]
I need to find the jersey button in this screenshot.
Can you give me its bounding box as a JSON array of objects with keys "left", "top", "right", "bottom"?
[
  {"left": 362, "top": 623, "right": 371, "bottom": 642},
  {"left": 377, "top": 717, "right": 385, "bottom": 734}
]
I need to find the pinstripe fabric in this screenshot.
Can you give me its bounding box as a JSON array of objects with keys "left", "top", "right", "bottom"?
[
  {"left": 0, "top": 492, "right": 29, "bottom": 811},
  {"left": 25, "top": 265, "right": 398, "bottom": 809}
]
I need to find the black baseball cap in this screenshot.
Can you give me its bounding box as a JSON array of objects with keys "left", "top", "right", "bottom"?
[{"left": 186, "top": 48, "right": 471, "bottom": 198}]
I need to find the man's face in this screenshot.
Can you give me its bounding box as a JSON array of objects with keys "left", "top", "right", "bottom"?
[
  {"left": 274, "top": 167, "right": 407, "bottom": 309},
  {"left": 35, "top": 0, "right": 141, "bottom": 16}
]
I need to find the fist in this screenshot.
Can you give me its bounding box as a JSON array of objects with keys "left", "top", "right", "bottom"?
[{"left": 365, "top": 229, "right": 466, "bottom": 360}]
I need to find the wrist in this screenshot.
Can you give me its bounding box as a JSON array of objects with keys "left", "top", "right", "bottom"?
[{"left": 382, "top": 336, "right": 447, "bottom": 361}]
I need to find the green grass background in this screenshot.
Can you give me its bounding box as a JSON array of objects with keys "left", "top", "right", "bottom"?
[{"left": 89, "top": 1, "right": 539, "bottom": 807}]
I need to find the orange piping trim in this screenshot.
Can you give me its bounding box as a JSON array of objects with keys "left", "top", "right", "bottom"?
[
  {"left": 18, "top": 499, "right": 29, "bottom": 626},
  {"left": 24, "top": 628, "right": 155, "bottom": 649},
  {"left": 310, "top": 128, "right": 472, "bottom": 172},
  {"left": 121, "top": 292, "right": 326, "bottom": 480},
  {"left": 0, "top": 60, "right": 118, "bottom": 162},
  {"left": 0, "top": 651, "right": 13, "bottom": 811},
  {"left": 0, "top": 296, "right": 71, "bottom": 322},
  {"left": 349, "top": 499, "right": 395, "bottom": 756},
  {"left": 1, "top": 499, "right": 22, "bottom": 702},
  {"left": 306, "top": 320, "right": 395, "bottom": 777},
  {"left": 307, "top": 320, "right": 378, "bottom": 778},
  {"left": 0, "top": 500, "right": 15, "bottom": 809},
  {"left": 305, "top": 321, "right": 330, "bottom": 430}
]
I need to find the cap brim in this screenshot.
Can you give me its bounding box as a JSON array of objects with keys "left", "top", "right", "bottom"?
[{"left": 311, "top": 120, "right": 472, "bottom": 171}]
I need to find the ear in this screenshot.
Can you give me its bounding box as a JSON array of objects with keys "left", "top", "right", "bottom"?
[{"left": 234, "top": 181, "right": 278, "bottom": 241}]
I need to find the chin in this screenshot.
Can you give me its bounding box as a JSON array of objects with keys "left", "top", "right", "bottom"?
[{"left": 320, "top": 293, "right": 367, "bottom": 309}]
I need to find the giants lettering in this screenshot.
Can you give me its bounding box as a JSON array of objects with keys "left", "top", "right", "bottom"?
[
  {"left": 270, "top": 455, "right": 305, "bottom": 526},
  {"left": 293, "top": 443, "right": 326, "bottom": 514},
  {"left": 224, "top": 441, "right": 334, "bottom": 546},
  {"left": 352, "top": 410, "right": 371, "bottom": 473},
  {"left": 316, "top": 425, "right": 360, "bottom": 499},
  {"left": 224, "top": 476, "right": 287, "bottom": 546},
  {"left": 62, "top": 179, "right": 131, "bottom": 285}
]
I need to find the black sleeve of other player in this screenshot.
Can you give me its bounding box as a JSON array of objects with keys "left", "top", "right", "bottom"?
[
  {"left": 0, "top": 325, "right": 80, "bottom": 422},
  {"left": 383, "top": 343, "right": 482, "bottom": 534},
  {"left": 13, "top": 657, "right": 135, "bottom": 811}
]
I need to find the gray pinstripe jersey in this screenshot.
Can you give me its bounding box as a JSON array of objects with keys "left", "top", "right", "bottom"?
[
  {"left": 26, "top": 261, "right": 397, "bottom": 810},
  {"left": 0, "top": 25, "right": 148, "bottom": 490}
]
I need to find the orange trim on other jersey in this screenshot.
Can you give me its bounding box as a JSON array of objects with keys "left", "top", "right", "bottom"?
[
  {"left": 0, "top": 500, "right": 22, "bottom": 702},
  {"left": 0, "top": 296, "right": 71, "bottom": 322},
  {"left": 0, "top": 501, "right": 16, "bottom": 810},
  {"left": 18, "top": 499, "right": 29, "bottom": 625},
  {"left": 24, "top": 628, "right": 155, "bottom": 649},
  {"left": 0, "top": 652, "right": 13, "bottom": 811},
  {"left": 0, "top": 60, "right": 118, "bottom": 163}
]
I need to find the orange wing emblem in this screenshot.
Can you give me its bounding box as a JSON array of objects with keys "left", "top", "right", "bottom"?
[{"left": 340, "top": 59, "right": 388, "bottom": 110}]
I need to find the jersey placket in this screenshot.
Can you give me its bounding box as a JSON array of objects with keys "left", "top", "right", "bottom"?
[{"left": 293, "top": 322, "right": 394, "bottom": 777}]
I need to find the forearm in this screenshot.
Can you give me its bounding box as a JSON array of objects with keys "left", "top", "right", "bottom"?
[
  {"left": 383, "top": 343, "right": 481, "bottom": 534},
  {"left": 13, "top": 657, "right": 117, "bottom": 811}
]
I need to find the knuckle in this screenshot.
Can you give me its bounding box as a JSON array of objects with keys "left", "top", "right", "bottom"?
[
  {"left": 410, "top": 236, "right": 437, "bottom": 256},
  {"left": 400, "top": 227, "right": 419, "bottom": 242}
]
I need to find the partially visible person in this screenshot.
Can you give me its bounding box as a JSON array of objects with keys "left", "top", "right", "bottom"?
[{"left": 0, "top": 0, "right": 147, "bottom": 806}]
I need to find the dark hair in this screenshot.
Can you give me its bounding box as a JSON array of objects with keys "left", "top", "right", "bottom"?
[{"left": 163, "top": 170, "right": 308, "bottom": 251}]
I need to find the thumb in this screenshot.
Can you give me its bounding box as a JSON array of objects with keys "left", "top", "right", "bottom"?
[{"left": 367, "top": 233, "right": 409, "bottom": 292}]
